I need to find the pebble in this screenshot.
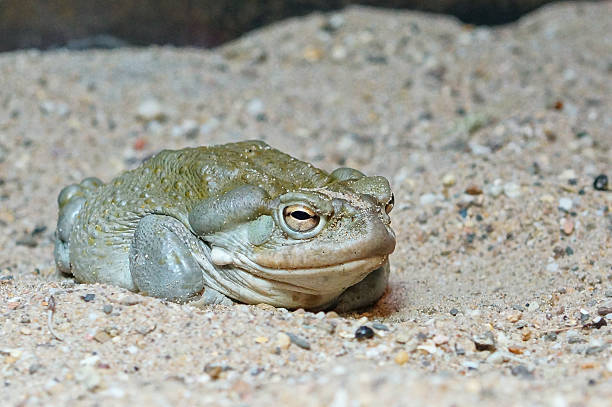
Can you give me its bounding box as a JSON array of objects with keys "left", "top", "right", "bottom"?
[
  {"left": 355, "top": 326, "right": 374, "bottom": 340},
  {"left": 507, "top": 312, "right": 522, "bottom": 323},
  {"left": 527, "top": 302, "right": 539, "bottom": 312},
  {"left": 82, "top": 294, "right": 95, "bottom": 302},
  {"left": 75, "top": 366, "right": 101, "bottom": 391},
  {"left": 487, "top": 351, "right": 510, "bottom": 365},
  {"left": 276, "top": 332, "right": 291, "bottom": 349},
  {"left": 246, "top": 99, "right": 265, "bottom": 117},
  {"left": 171, "top": 119, "right": 199, "bottom": 138},
  {"left": 566, "top": 330, "right": 584, "bottom": 344},
  {"left": 473, "top": 332, "right": 496, "bottom": 351},
  {"left": 449, "top": 308, "right": 459, "bottom": 316},
  {"left": 558, "top": 197, "right": 573, "bottom": 211},
  {"left": 93, "top": 330, "right": 111, "bottom": 343},
  {"left": 417, "top": 342, "right": 437, "bottom": 354},
  {"left": 419, "top": 193, "right": 442, "bottom": 205},
  {"left": 28, "top": 363, "right": 43, "bottom": 374},
  {"left": 433, "top": 334, "right": 449, "bottom": 345},
  {"left": 503, "top": 182, "right": 521, "bottom": 198},
  {"left": 561, "top": 218, "right": 574, "bottom": 235},
  {"left": 597, "top": 303, "right": 612, "bottom": 316},
  {"left": 395, "top": 331, "right": 411, "bottom": 344},
  {"left": 371, "top": 323, "right": 389, "bottom": 331},
  {"left": 102, "top": 304, "right": 113, "bottom": 314},
  {"left": 558, "top": 169, "right": 576, "bottom": 181},
  {"left": 465, "top": 185, "right": 483, "bottom": 195},
  {"left": 511, "top": 364, "right": 533, "bottom": 378},
  {"left": 442, "top": 173, "right": 456, "bottom": 187},
  {"left": 331, "top": 46, "right": 347, "bottom": 61},
  {"left": 394, "top": 350, "right": 410, "bottom": 365},
  {"left": 462, "top": 361, "right": 479, "bottom": 370},
  {"left": 546, "top": 262, "right": 559, "bottom": 272},
  {"left": 287, "top": 333, "right": 311, "bottom": 350},
  {"left": 136, "top": 99, "right": 167, "bottom": 122},
  {"left": 16, "top": 235, "right": 38, "bottom": 248},
  {"left": 593, "top": 174, "right": 608, "bottom": 191},
  {"left": 485, "top": 179, "right": 504, "bottom": 197}
]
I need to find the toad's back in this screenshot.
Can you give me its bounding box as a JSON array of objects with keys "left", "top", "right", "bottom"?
[{"left": 56, "top": 141, "right": 330, "bottom": 290}]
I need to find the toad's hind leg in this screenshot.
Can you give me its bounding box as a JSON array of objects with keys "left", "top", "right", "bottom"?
[
  {"left": 129, "top": 214, "right": 231, "bottom": 304},
  {"left": 54, "top": 177, "right": 104, "bottom": 275},
  {"left": 333, "top": 262, "right": 390, "bottom": 312}
]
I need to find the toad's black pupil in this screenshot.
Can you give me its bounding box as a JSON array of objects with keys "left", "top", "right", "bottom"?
[{"left": 291, "top": 210, "right": 311, "bottom": 220}]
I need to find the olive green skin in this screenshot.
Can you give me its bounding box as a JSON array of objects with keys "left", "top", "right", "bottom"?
[{"left": 55, "top": 141, "right": 396, "bottom": 310}]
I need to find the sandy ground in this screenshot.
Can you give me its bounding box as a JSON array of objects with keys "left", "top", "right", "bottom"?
[{"left": 1, "top": 2, "right": 611, "bottom": 406}]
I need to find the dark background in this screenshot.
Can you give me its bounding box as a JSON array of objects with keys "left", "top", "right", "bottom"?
[{"left": 0, "top": 0, "right": 598, "bottom": 51}]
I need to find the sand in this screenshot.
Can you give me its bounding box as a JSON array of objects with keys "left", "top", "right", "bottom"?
[{"left": 0, "top": 2, "right": 611, "bottom": 406}]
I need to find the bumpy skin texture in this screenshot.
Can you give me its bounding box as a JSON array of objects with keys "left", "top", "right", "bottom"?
[{"left": 55, "top": 141, "right": 396, "bottom": 310}]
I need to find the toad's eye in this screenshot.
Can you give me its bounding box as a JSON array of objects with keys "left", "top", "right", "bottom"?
[
  {"left": 283, "top": 205, "right": 320, "bottom": 232},
  {"left": 385, "top": 193, "right": 394, "bottom": 214}
]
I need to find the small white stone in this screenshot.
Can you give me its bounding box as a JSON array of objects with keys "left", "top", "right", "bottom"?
[
  {"left": 171, "top": 119, "right": 199, "bottom": 138},
  {"left": 485, "top": 179, "right": 504, "bottom": 197},
  {"left": 469, "top": 142, "right": 491, "bottom": 155},
  {"left": 442, "top": 173, "right": 456, "bottom": 187},
  {"left": 137, "top": 99, "right": 167, "bottom": 121},
  {"left": 246, "top": 99, "right": 264, "bottom": 117},
  {"left": 558, "top": 197, "right": 573, "bottom": 211},
  {"left": 75, "top": 366, "right": 101, "bottom": 390},
  {"left": 527, "top": 301, "right": 539, "bottom": 311},
  {"left": 419, "top": 193, "right": 442, "bottom": 205},
  {"left": 503, "top": 182, "right": 521, "bottom": 198},
  {"left": 331, "top": 46, "right": 347, "bottom": 61},
  {"left": 558, "top": 169, "right": 576, "bottom": 180},
  {"left": 486, "top": 351, "right": 509, "bottom": 365},
  {"left": 546, "top": 262, "right": 559, "bottom": 272}
]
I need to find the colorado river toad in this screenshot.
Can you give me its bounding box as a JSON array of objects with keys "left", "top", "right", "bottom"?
[{"left": 54, "top": 141, "right": 395, "bottom": 310}]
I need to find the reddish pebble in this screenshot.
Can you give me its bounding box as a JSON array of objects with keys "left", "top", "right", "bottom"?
[
  {"left": 133, "top": 138, "right": 146, "bottom": 150},
  {"left": 562, "top": 218, "right": 574, "bottom": 235},
  {"left": 465, "top": 185, "right": 483, "bottom": 195}
]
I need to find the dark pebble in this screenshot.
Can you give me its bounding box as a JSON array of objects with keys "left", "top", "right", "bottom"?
[
  {"left": 585, "top": 345, "right": 605, "bottom": 355},
  {"left": 565, "top": 246, "right": 574, "bottom": 256},
  {"left": 458, "top": 208, "right": 468, "bottom": 218},
  {"left": 31, "top": 225, "right": 47, "bottom": 235},
  {"left": 593, "top": 174, "right": 608, "bottom": 191},
  {"left": 511, "top": 364, "right": 533, "bottom": 378},
  {"left": 371, "top": 322, "right": 389, "bottom": 331},
  {"left": 597, "top": 305, "right": 612, "bottom": 316},
  {"left": 355, "top": 326, "right": 374, "bottom": 340},
  {"left": 544, "top": 332, "right": 557, "bottom": 341},
  {"left": 583, "top": 316, "right": 607, "bottom": 329},
  {"left": 28, "top": 363, "right": 43, "bottom": 374},
  {"left": 16, "top": 235, "right": 38, "bottom": 248},
  {"left": 450, "top": 308, "right": 459, "bottom": 316},
  {"left": 82, "top": 293, "right": 96, "bottom": 302},
  {"left": 575, "top": 131, "right": 589, "bottom": 139},
  {"left": 472, "top": 331, "right": 496, "bottom": 352}
]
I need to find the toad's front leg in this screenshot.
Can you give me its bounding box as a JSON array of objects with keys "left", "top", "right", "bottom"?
[{"left": 129, "top": 214, "right": 231, "bottom": 305}]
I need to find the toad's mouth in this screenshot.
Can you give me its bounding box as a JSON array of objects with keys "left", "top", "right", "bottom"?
[{"left": 207, "top": 245, "right": 387, "bottom": 295}]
